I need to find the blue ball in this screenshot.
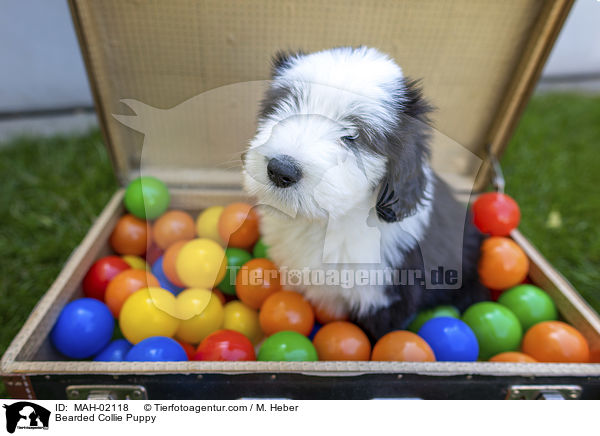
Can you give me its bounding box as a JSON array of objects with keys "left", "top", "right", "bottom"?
[
  {"left": 308, "top": 322, "right": 322, "bottom": 341},
  {"left": 125, "top": 336, "right": 188, "bottom": 362},
  {"left": 50, "top": 298, "right": 114, "bottom": 359},
  {"left": 151, "top": 256, "right": 184, "bottom": 295},
  {"left": 418, "top": 317, "right": 479, "bottom": 362},
  {"left": 94, "top": 339, "right": 132, "bottom": 361}
]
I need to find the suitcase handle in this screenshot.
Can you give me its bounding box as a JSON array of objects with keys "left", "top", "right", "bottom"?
[{"left": 506, "top": 385, "right": 581, "bottom": 400}]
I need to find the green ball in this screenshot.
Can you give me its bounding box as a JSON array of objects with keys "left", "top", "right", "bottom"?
[
  {"left": 462, "top": 302, "right": 522, "bottom": 360},
  {"left": 408, "top": 305, "right": 460, "bottom": 333},
  {"left": 252, "top": 238, "right": 269, "bottom": 259},
  {"left": 218, "top": 248, "right": 253, "bottom": 295},
  {"left": 497, "top": 284, "right": 558, "bottom": 332},
  {"left": 124, "top": 176, "right": 170, "bottom": 220},
  {"left": 258, "top": 331, "right": 318, "bottom": 362}
]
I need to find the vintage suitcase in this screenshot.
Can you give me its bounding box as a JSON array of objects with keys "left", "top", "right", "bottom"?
[{"left": 3, "top": 0, "right": 600, "bottom": 400}]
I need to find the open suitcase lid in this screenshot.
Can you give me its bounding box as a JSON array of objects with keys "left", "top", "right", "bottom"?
[{"left": 68, "top": 0, "right": 572, "bottom": 193}]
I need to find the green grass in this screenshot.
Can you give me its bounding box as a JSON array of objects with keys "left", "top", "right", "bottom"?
[
  {"left": 0, "top": 93, "right": 598, "bottom": 398},
  {"left": 502, "top": 93, "right": 600, "bottom": 312},
  {"left": 0, "top": 130, "right": 118, "bottom": 397}
]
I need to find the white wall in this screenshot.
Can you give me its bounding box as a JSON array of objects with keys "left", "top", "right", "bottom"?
[
  {"left": 543, "top": 0, "right": 600, "bottom": 77},
  {"left": 0, "top": 0, "right": 599, "bottom": 114},
  {"left": 0, "top": 0, "right": 92, "bottom": 112}
]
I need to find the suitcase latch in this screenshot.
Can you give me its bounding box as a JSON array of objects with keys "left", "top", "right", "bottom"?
[
  {"left": 66, "top": 385, "right": 148, "bottom": 400},
  {"left": 506, "top": 385, "right": 582, "bottom": 400}
]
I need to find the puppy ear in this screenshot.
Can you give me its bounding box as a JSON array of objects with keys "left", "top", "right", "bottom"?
[
  {"left": 271, "top": 50, "right": 303, "bottom": 77},
  {"left": 376, "top": 79, "right": 434, "bottom": 223}
]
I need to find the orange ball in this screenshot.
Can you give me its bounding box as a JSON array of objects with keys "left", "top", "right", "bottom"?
[
  {"left": 314, "top": 304, "right": 349, "bottom": 325},
  {"left": 489, "top": 351, "right": 537, "bottom": 363},
  {"left": 522, "top": 321, "right": 590, "bottom": 363},
  {"left": 259, "top": 291, "right": 314, "bottom": 336},
  {"left": 235, "top": 258, "right": 281, "bottom": 309},
  {"left": 478, "top": 237, "right": 529, "bottom": 290},
  {"left": 104, "top": 269, "right": 160, "bottom": 317},
  {"left": 371, "top": 331, "right": 436, "bottom": 362},
  {"left": 313, "top": 321, "right": 371, "bottom": 361},
  {"left": 152, "top": 210, "right": 196, "bottom": 250},
  {"left": 218, "top": 202, "right": 260, "bottom": 249},
  {"left": 110, "top": 214, "right": 151, "bottom": 256},
  {"left": 162, "top": 240, "right": 190, "bottom": 287}
]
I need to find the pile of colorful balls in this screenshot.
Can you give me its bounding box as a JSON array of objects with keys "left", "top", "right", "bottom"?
[{"left": 49, "top": 178, "right": 591, "bottom": 363}]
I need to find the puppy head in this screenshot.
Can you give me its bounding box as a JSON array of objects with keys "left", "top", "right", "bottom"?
[{"left": 243, "top": 47, "right": 432, "bottom": 221}]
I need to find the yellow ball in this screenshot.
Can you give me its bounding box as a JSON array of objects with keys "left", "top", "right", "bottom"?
[
  {"left": 196, "top": 206, "right": 225, "bottom": 244},
  {"left": 223, "top": 300, "right": 263, "bottom": 345},
  {"left": 175, "top": 238, "right": 227, "bottom": 288},
  {"left": 119, "top": 287, "right": 180, "bottom": 344},
  {"left": 122, "top": 255, "right": 149, "bottom": 270},
  {"left": 175, "top": 288, "right": 224, "bottom": 344}
]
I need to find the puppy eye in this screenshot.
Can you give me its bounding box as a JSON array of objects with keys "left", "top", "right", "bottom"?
[{"left": 341, "top": 133, "right": 359, "bottom": 144}]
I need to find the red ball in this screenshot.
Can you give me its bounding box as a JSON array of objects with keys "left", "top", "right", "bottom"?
[
  {"left": 472, "top": 192, "right": 520, "bottom": 236},
  {"left": 145, "top": 242, "right": 164, "bottom": 266},
  {"left": 82, "top": 256, "right": 130, "bottom": 301},
  {"left": 194, "top": 329, "right": 256, "bottom": 361},
  {"left": 176, "top": 340, "right": 198, "bottom": 361}
]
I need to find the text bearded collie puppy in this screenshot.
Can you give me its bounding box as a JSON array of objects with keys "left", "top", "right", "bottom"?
[{"left": 243, "top": 47, "right": 489, "bottom": 340}]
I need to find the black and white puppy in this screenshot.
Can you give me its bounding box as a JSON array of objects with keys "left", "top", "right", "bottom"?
[{"left": 243, "top": 47, "right": 489, "bottom": 340}]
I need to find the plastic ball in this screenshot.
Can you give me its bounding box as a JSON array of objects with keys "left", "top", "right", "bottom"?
[
  {"left": 489, "top": 351, "right": 537, "bottom": 363},
  {"left": 218, "top": 202, "right": 260, "bottom": 249},
  {"left": 312, "top": 321, "right": 371, "bottom": 361},
  {"left": 258, "top": 331, "right": 318, "bottom": 362},
  {"left": 110, "top": 214, "right": 150, "bottom": 256},
  {"left": 195, "top": 330, "right": 256, "bottom": 361},
  {"left": 497, "top": 284, "right": 558, "bottom": 331},
  {"left": 162, "top": 240, "right": 189, "bottom": 287},
  {"left": 50, "top": 298, "right": 115, "bottom": 358},
  {"left": 151, "top": 255, "right": 184, "bottom": 295},
  {"left": 118, "top": 287, "right": 180, "bottom": 344},
  {"left": 212, "top": 289, "right": 227, "bottom": 305},
  {"left": 125, "top": 336, "right": 187, "bottom": 361},
  {"left": 313, "top": 305, "right": 349, "bottom": 325},
  {"left": 462, "top": 302, "right": 522, "bottom": 360},
  {"left": 124, "top": 176, "right": 170, "bottom": 220},
  {"left": 196, "top": 206, "right": 225, "bottom": 244},
  {"left": 175, "top": 288, "right": 224, "bottom": 344},
  {"left": 104, "top": 269, "right": 160, "bottom": 317},
  {"left": 176, "top": 340, "right": 197, "bottom": 361},
  {"left": 145, "top": 242, "right": 164, "bottom": 266},
  {"left": 522, "top": 321, "right": 590, "bottom": 363},
  {"left": 408, "top": 305, "right": 460, "bottom": 333},
  {"left": 152, "top": 210, "right": 196, "bottom": 250},
  {"left": 478, "top": 237, "right": 529, "bottom": 290},
  {"left": 223, "top": 301, "right": 263, "bottom": 345},
  {"left": 308, "top": 323, "right": 322, "bottom": 341},
  {"left": 94, "top": 339, "right": 132, "bottom": 362},
  {"left": 490, "top": 289, "right": 504, "bottom": 302},
  {"left": 259, "top": 291, "right": 314, "bottom": 336},
  {"left": 371, "top": 331, "right": 436, "bottom": 362},
  {"left": 253, "top": 238, "right": 269, "bottom": 259},
  {"left": 218, "top": 248, "right": 253, "bottom": 295},
  {"left": 235, "top": 258, "right": 281, "bottom": 309},
  {"left": 175, "top": 238, "right": 227, "bottom": 288},
  {"left": 121, "top": 255, "right": 149, "bottom": 270},
  {"left": 417, "top": 318, "right": 478, "bottom": 362},
  {"left": 82, "top": 256, "right": 130, "bottom": 301},
  {"left": 472, "top": 192, "right": 521, "bottom": 236}
]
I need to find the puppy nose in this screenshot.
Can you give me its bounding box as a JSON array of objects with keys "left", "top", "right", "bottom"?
[{"left": 267, "top": 155, "right": 302, "bottom": 188}]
